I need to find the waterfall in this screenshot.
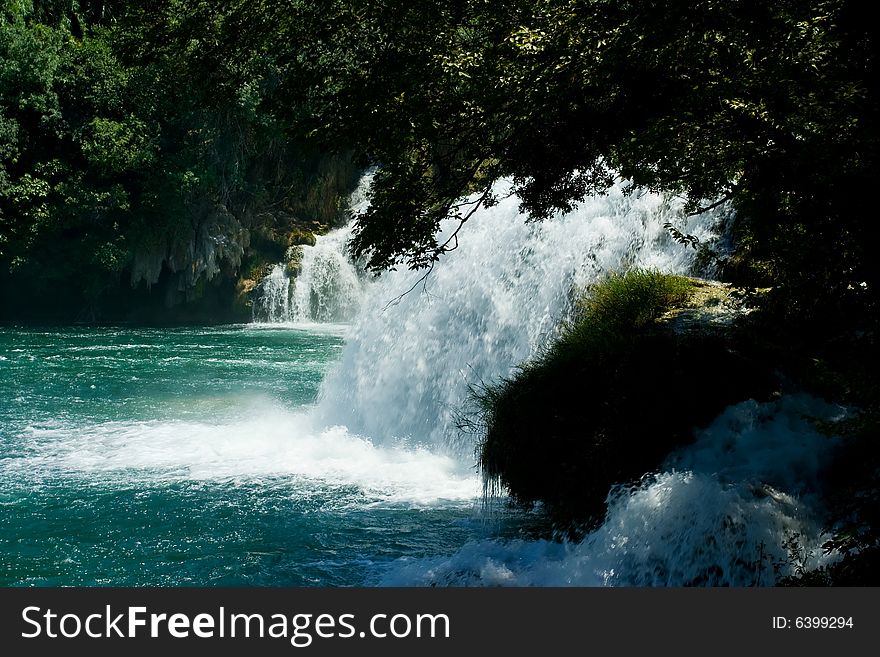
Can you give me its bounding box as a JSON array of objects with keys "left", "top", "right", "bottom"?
[
  {"left": 308, "top": 177, "right": 843, "bottom": 586},
  {"left": 252, "top": 174, "right": 372, "bottom": 324},
  {"left": 245, "top": 172, "right": 839, "bottom": 586},
  {"left": 315, "top": 180, "right": 729, "bottom": 450},
  {"left": 289, "top": 225, "right": 365, "bottom": 323},
  {"left": 253, "top": 264, "right": 292, "bottom": 323},
  {"left": 252, "top": 228, "right": 366, "bottom": 324}
]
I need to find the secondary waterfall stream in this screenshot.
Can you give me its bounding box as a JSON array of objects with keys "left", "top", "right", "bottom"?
[
  {"left": 253, "top": 226, "right": 365, "bottom": 324},
  {"left": 253, "top": 174, "right": 372, "bottom": 324}
]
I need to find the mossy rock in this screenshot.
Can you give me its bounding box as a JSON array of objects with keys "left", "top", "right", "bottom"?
[
  {"left": 248, "top": 226, "right": 289, "bottom": 261},
  {"left": 241, "top": 260, "right": 273, "bottom": 284},
  {"left": 287, "top": 227, "right": 316, "bottom": 247},
  {"left": 232, "top": 277, "right": 258, "bottom": 315},
  {"left": 476, "top": 270, "right": 779, "bottom": 532},
  {"left": 284, "top": 246, "right": 304, "bottom": 277},
  {"left": 235, "top": 277, "right": 258, "bottom": 297}
]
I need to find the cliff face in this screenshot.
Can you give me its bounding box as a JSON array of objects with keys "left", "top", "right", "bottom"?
[
  {"left": 0, "top": 152, "right": 361, "bottom": 324},
  {"left": 124, "top": 154, "right": 360, "bottom": 325}
]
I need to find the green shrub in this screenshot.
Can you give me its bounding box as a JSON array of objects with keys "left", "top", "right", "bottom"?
[{"left": 476, "top": 269, "right": 775, "bottom": 532}]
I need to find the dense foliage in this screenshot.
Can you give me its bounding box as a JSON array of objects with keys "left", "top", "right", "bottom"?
[
  {"left": 1, "top": 1, "right": 357, "bottom": 321},
  {"left": 261, "top": 0, "right": 878, "bottom": 320}
]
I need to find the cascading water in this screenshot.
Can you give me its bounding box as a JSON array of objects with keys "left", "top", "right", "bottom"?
[
  {"left": 378, "top": 394, "right": 843, "bottom": 586},
  {"left": 315, "top": 181, "right": 727, "bottom": 450},
  {"left": 289, "top": 225, "right": 365, "bottom": 323},
  {"left": 252, "top": 226, "right": 366, "bottom": 324},
  {"left": 253, "top": 264, "right": 292, "bottom": 323},
  {"left": 253, "top": 175, "right": 372, "bottom": 324},
  {"left": 305, "top": 176, "right": 842, "bottom": 586}
]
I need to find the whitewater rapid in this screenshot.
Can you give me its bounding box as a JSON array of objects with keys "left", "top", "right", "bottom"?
[{"left": 378, "top": 394, "right": 843, "bottom": 586}]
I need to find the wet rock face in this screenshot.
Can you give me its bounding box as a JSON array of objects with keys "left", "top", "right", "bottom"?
[
  {"left": 130, "top": 201, "right": 250, "bottom": 290},
  {"left": 663, "top": 278, "right": 761, "bottom": 334}
]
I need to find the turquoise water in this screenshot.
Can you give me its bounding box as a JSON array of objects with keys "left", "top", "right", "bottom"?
[{"left": 0, "top": 325, "right": 524, "bottom": 586}]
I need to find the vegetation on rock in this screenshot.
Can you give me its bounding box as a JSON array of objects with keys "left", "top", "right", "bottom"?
[{"left": 476, "top": 270, "right": 777, "bottom": 531}]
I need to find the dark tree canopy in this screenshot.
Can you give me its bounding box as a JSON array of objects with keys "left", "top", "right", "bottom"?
[
  {"left": 1, "top": 1, "right": 358, "bottom": 320},
  {"left": 214, "top": 0, "right": 878, "bottom": 315},
  {"left": 2, "top": 0, "right": 878, "bottom": 319}
]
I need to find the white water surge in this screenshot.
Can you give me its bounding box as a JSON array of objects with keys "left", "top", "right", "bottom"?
[
  {"left": 13, "top": 408, "right": 477, "bottom": 507},
  {"left": 378, "top": 395, "right": 843, "bottom": 586},
  {"left": 248, "top": 172, "right": 840, "bottom": 586},
  {"left": 316, "top": 181, "right": 725, "bottom": 449}
]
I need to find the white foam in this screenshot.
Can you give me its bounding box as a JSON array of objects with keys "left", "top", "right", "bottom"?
[
  {"left": 245, "top": 321, "right": 352, "bottom": 337},
  {"left": 7, "top": 407, "right": 479, "bottom": 506}
]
